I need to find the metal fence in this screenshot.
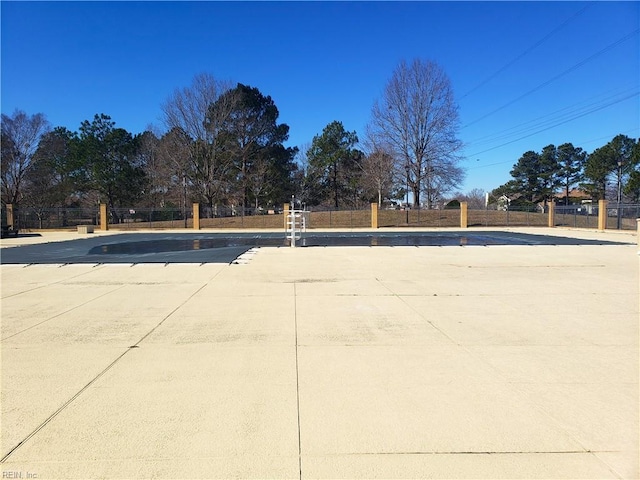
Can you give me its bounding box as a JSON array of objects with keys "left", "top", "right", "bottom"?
[
  {"left": 9, "top": 203, "right": 640, "bottom": 231},
  {"left": 295, "top": 205, "right": 546, "bottom": 228},
  {"left": 468, "top": 205, "right": 546, "bottom": 228},
  {"left": 12, "top": 206, "right": 285, "bottom": 230},
  {"left": 554, "top": 203, "right": 640, "bottom": 230},
  {"left": 108, "top": 208, "right": 192, "bottom": 229},
  {"left": 13, "top": 207, "right": 189, "bottom": 230},
  {"left": 16, "top": 207, "right": 101, "bottom": 230}
]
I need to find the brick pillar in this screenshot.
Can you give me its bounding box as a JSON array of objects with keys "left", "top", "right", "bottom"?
[
  {"left": 460, "top": 201, "right": 468, "bottom": 228},
  {"left": 193, "top": 203, "right": 200, "bottom": 230},
  {"left": 371, "top": 203, "right": 378, "bottom": 229},
  {"left": 6, "top": 204, "right": 14, "bottom": 228},
  {"left": 283, "top": 203, "right": 289, "bottom": 230},
  {"left": 100, "top": 203, "right": 108, "bottom": 231},
  {"left": 547, "top": 201, "right": 555, "bottom": 228},
  {"left": 598, "top": 199, "right": 608, "bottom": 231}
]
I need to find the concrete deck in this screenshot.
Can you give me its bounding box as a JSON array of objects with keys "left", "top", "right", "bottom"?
[{"left": 1, "top": 228, "right": 638, "bottom": 479}]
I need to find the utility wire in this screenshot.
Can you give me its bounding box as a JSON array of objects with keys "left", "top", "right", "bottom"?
[
  {"left": 465, "top": 90, "right": 638, "bottom": 160},
  {"left": 466, "top": 85, "right": 636, "bottom": 144},
  {"left": 463, "top": 28, "right": 640, "bottom": 129},
  {"left": 461, "top": 3, "right": 593, "bottom": 99},
  {"left": 574, "top": 128, "right": 640, "bottom": 147},
  {"left": 466, "top": 125, "right": 640, "bottom": 171},
  {"left": 466, "top": 87, "right": 639, "bottom": 148}
]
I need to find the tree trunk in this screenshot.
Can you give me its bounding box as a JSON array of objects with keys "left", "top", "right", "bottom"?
[{"left": 333, "top": 162, "right": 339, "bottom": 208}]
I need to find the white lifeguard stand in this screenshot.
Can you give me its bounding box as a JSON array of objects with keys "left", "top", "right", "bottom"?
[{"left": 286, "top": 196, "right": 309, "bottom": 247}]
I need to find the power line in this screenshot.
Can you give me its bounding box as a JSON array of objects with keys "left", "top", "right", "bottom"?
[
  {"left": 466, "top": 125, "right": 639, "bottom": 170},
  {"left": 461, "top": 3, "right": 593, "bottom": 99},
  {"left": 575, "top": 128, "right": 640, "bottom": 147},
  {"left": 463, "top": 28, "right": 640, "bottom": 129},
  {"left": 466, "top": 86, "right": 638, "bottom": 148},
  {"left": 465, "top": 90, "right": 638, "bottom": 161}
]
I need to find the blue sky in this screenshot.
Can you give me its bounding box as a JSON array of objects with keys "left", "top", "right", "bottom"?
[{"left": 2, "top": 1, "right": 638, "bottom": 193}]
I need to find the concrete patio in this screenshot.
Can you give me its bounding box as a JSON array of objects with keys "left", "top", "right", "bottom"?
[{"left": 1, "top": 228, "right": 638, "bottom": 479}]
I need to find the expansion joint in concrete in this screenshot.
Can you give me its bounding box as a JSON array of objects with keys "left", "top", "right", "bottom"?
[
  {"left": 1, "top": 284, "right": 126, "bottom": 341},
  {"left": 293, "top": 282, "right": 302, "bottom": 480},
  {"left": 1, "top": 278, "right": 216, "bottom": 463}
]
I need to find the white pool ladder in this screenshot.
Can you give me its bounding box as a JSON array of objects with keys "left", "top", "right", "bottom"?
[{"left": 286, "top": 209, "right": 308, "bottom": 247}]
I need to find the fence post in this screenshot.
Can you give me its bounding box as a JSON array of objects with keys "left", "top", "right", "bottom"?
[
  {"left": 598, "top": 199, "right": 608, "bottom": 231},
  {"left": 547, "top": 201, "right": 555, "bottom": 228},
  {"left": 193, "top": 203, "right": 200, "bottom": 230},
  {"left": 100, "top": 203, "right": 108, "bottom": 231},
  {"left": 371, "top": 203, "right": 378, "bottom": 229},
  {"left": 460, "top": 201, "right": 468, "bottom": 228}
]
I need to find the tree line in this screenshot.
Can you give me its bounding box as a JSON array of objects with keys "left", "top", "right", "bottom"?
[
  {"left": 5, "top": 60, "right": 636, "bottom": 220},
  {"left": 491, "top": 135, "right": 640, "bottom": 207},
  {"left": 1, "top": 60, "right": 468, "bottom": 219},
  {"left": 1, "top": 81, "right": 300, "bottom": 222}
]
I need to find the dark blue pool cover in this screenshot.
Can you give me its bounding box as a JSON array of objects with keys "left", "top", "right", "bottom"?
[{"left": 0, "top": 231, "right": 629, "bottom": 265}]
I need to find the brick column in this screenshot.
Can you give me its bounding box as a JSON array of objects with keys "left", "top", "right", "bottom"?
[
  {"left": 283, "top": 203, "right": 289, "bottom": 230},
  {"left": 6, "top": 204, "right": 14, "bottom": 228},
  {"left": 193, "top": 203, "right": 200, "bottom": 230},
  {"left": 598, "top": 199, "right": 608, "bottom": 231},
  {"left": 547, "top": 201, "right": 555, "bottom": 228},
  {"left": 371, "top": 203, "right": 378, "bottom": 229},
  {"left": 100, "top": 203, "right": 108, "bottom": 231},
  {"left": 460, "top": 201, "right": 468, "bottom": 228}
]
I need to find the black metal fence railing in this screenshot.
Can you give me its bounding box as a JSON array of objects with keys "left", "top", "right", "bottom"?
[
  {"left": 12, "top": 206, "right": 286, "bottom": 230},
  {"left": 305, "top": 206, "right": 372, "bottom": 228},
  {"left": 605, "top": 204, "right": 640, "bottom": 230},
  {"left": 468, "top": 205, "right": 545, "bottom": 228},
  {"left": 553, "top": 204, "right": 599, "bottom": 229},
  {"left": 307, "top": 205, "right": 546, "bottom": 228},
  {"left": 554, "top": 204, "right": 640, "bottom": 230},
  {"left": 16, "top": 207, "right": 101, "bottom": 230},
  {"left": 108, "top": 208, "right": 191, "bottom": 229},
  {"left": 198, "top": 206, "right": 285, "bottom": 229},
  {"left": 13, "top": 207, "right": 191, "bottom": 230}
]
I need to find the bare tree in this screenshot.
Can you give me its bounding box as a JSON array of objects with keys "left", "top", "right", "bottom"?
[
  {"left": 453, "top": 188, "right": 487, "bottom": 209},
  {"left": 247, "top": 155, "right": 271, "bottom": 209},
  {"left": 157, "top": 127, "right": 192, "bottom": 219},
  {"left": 370, "top": 59, "right": 464, "bottom": 208},
  {"left": 361, "top": 129, "right": 395, "bottom": 207},
  {"left": 138, "top": 130, "right": 167, "bottom": 208},
  {"left": 1, "top": 110, "right": 50, "bottom": 205},
  {"left": 161, "top": 73, "right": 233, "bottom": 143},
  {"left": 293, "top": 142, "right": 311, "bottom": 202},
  {"left": 161, "top": 73, "right": 234, "bottom": 215}
]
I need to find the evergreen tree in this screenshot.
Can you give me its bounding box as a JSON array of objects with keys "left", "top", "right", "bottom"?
[
  {"left": 77, "top": 114, "right": 147, "bottom": 220},
  {"left": 556, "top": 143, "right": 586, "bottom": 204},
  {"left": 211, "top": 84, "right": 297, "bottom": 210},
  {"left": 306, "top": 121, "right": 360, "bottom": 208}
]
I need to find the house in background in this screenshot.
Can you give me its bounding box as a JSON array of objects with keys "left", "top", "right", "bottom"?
[{"left": 554, "top": 188, "right": 591, "bottom": 205}]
